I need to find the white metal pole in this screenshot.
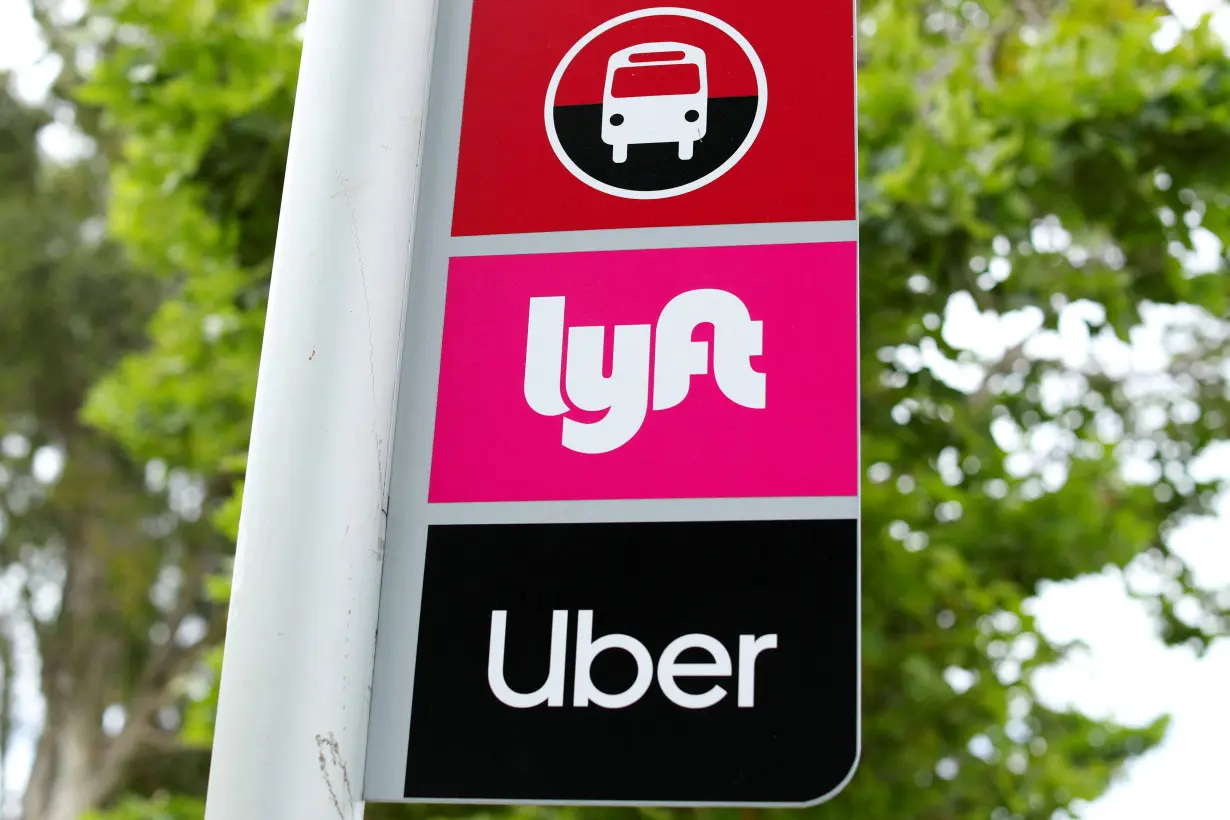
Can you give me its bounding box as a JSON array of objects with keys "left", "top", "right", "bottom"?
[{"left": 204, "top": 1, "right": 438, "bottom": 818}]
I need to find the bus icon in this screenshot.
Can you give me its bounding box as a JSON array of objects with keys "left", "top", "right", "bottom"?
[{"left": 601, "top": 42, "right": 708, "bottom": 164}]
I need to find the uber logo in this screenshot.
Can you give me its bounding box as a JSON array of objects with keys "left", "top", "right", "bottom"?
[
  {"left": 402, "top": 519, "right": 859, "bottom": 805},
  {"left": 487, "top": 609, "right": 777, "bottom": 709}
]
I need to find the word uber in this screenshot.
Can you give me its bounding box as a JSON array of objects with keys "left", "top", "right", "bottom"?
[
  {"left": 487, "top": 609, "right": 778, "bottom": 710},
  {"left": 523, "top": 288, "right": 766, "bottom": 454}
]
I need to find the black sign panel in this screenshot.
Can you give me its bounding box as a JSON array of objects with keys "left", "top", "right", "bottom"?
[{"left": 403, "top": 519, "right": 859, "bottom": 805}]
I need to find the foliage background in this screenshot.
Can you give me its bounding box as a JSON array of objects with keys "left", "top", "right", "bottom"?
[{"left": 0, "top": 0, "right": 1227, "bottom": 819}]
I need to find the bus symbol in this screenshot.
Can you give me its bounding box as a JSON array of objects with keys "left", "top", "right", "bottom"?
[{"left": 601, "top": 42, "right": 708, "bottom": 164}]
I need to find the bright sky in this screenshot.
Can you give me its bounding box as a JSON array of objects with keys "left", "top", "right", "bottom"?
[{"left": 0, "top": 1, "right": 1227, "bottom": 818}]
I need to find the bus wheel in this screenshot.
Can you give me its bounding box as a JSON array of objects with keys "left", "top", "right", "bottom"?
[
  {"left": 612, "top": 144, "right": 628, "bottom": 164},
  {"left": 678, "top": 140, "right": 695, "bottom": 161}
]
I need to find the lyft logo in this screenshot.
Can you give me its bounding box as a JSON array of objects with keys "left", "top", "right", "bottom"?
[{"left": 523, "top": 288, "right": 765, "bottom": 454}]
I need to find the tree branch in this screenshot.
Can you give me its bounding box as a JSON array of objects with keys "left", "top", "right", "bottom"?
[{"left": 91, "top": 556, "right": 227, "bottom": 799}]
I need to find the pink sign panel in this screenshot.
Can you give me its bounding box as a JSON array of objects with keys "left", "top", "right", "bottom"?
[{"left": 428, "top": 242, "right": 857, "bottom": 503}]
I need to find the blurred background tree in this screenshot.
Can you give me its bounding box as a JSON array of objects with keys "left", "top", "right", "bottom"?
[
  {"left": 1, "top": 0, "right": 1228, "bottom": 819},
  {"left": 0, "top": 80, "right": 225, "bottom": 820},
  {"left": 0, "top": 3, "right": 231, "bottom": 818}
]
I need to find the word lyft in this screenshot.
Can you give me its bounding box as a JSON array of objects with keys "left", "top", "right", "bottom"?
[{"left": 523, "top": 288, "right": 767, "bottom": 453}]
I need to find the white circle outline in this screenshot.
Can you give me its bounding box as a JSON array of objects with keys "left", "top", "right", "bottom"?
[{"left": 544, "top": 7, "right": 768, "bottom": 201}]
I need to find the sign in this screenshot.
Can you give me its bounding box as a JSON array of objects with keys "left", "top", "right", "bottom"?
[
  {"left": 451, "top": 0, "right": 856, "bottom": 235},
  {"left": 366, "top": 0, "right": 859, "bottom": 808},
  {"left": 430, "top": 242, "right": 856, "bottom": 501},
  {"left": 401, "top": 520, "right": 857, "bottom": 803}
]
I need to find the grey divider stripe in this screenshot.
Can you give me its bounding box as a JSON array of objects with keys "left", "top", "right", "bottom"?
[
  {"left": 426, "top": 496, "right": 858, "bottom": 525},
  {"left": 449, "top": 219, "right": 858, "bottom": 257}
]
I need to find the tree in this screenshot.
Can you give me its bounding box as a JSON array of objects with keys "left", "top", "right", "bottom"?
[
  {"left": 65, "top": 0, "right": 1230, "bottom": 818},
  {"left": 0, "top": 70, "right": 224, "bottom": 820}
]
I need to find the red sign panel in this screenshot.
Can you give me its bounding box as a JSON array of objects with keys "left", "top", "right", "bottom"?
[{"left": 452, "top": 0, "right": 856, "bottom": 236}]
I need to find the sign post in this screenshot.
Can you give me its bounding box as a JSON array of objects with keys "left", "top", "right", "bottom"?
[
  {"left": 203, "top": 1, "right": 438, "bottom": 818},
  {"left": 366, "top": 0, "right": 859, "bottom": 808}
]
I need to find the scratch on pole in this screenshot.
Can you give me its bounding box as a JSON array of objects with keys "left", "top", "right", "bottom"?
[
  {"left": 316, "top": 732, "right": 356, "bottom": 820},
  {"left": 336, "top": 175, "right": 387, "bottom": 498}
]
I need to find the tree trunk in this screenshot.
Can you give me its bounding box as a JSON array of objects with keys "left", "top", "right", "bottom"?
[{"left": 22, "top": 703, "right": 108, "bottom": 820}]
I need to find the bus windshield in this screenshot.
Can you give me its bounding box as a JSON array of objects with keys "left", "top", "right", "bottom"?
[{"left": 610, "top": 64, "right": 701, "bottom": 98}]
